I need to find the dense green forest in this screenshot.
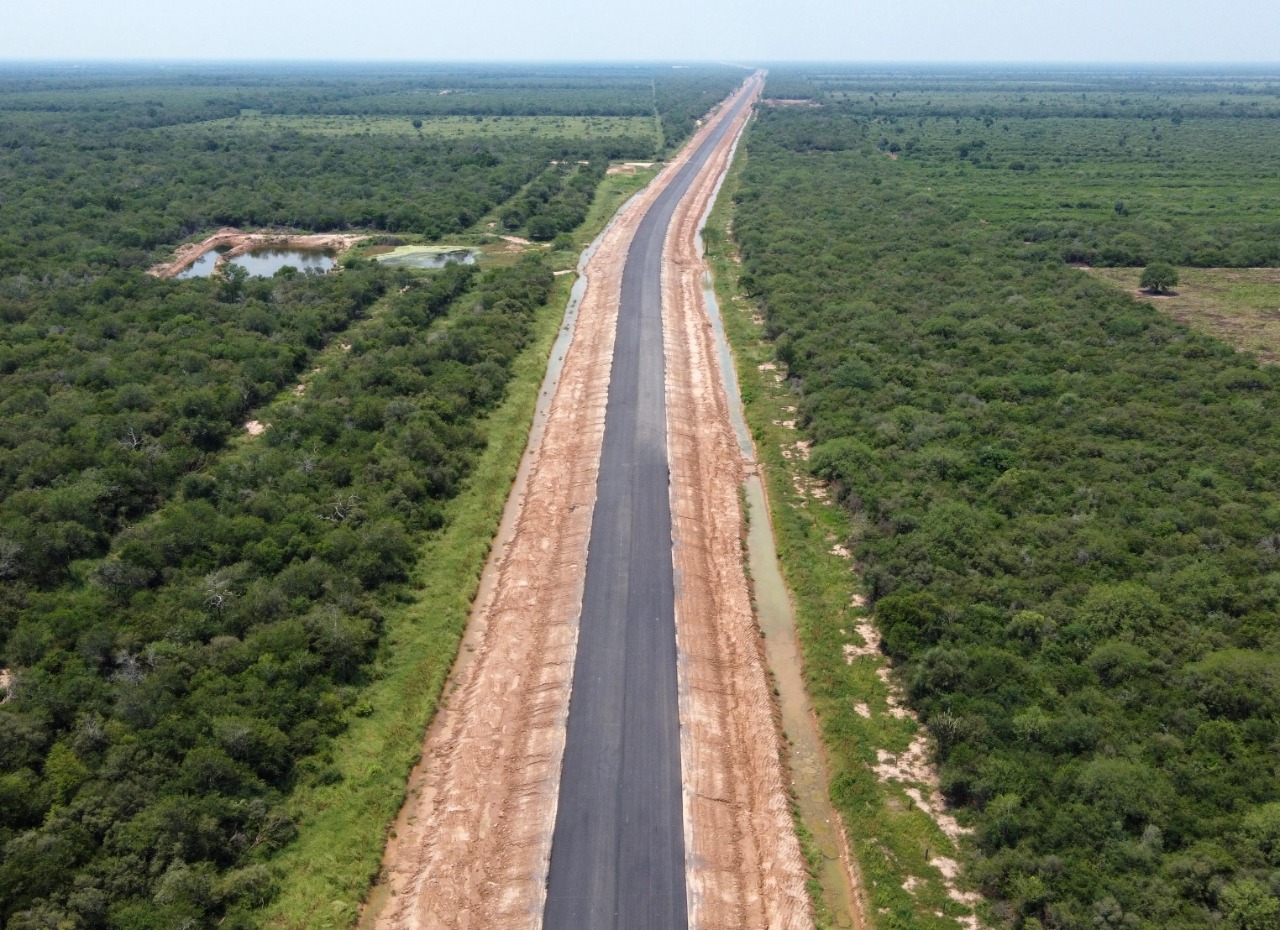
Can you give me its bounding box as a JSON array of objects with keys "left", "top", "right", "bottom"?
[
  {"left": 0, "top": 64, "right": 743, "bottom": 930},
  {"left": 501, "top": 160, "right": 607, "bottom": 241},
  {"left": 0, "top": 257, "right": 553, "bottom": 930},
  {"left": 0, "top": 63, "right": 741, "bottom": 276},
  {"left": 0, "top": 267, "right": 388, "bottom": 587},
  {"left": 735, "top": 68, "right": 1280, "bottom": 930}
]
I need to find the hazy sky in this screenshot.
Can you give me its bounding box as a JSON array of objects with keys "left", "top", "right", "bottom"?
[{"left": 4, "top": 0, "right": 1278, "bottom": 63}]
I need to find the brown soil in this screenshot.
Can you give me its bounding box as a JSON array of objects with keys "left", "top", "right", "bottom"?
[
  {"left": 147, "top": 228, "right": 369, "bottom": 278},
  {"left": 663, "top": 76, "right": 814, "bottom": 930},
  {"left": 367, "top": 77, "right": 771, "bottom": 930}
]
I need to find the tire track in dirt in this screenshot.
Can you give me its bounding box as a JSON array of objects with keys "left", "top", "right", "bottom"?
[{"left": 662, "top": 81, "right": 815, "bottom": 930}]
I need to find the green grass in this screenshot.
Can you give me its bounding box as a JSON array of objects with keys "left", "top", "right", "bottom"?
[
  {"left": 560, "top": 165, "right": 659, "bottom": 252},
  {"left": 180, "top": 112, "right": 661, "bottom": 145},
  {"left": 703, "top": 134, "right": 983, "bottom": 930},
  {"left": 256, "top": 165, "right": 658, "bottom": 930}
]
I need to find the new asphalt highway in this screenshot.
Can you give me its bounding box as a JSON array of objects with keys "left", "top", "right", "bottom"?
[{"left": 542, "top": 79, "right": 760, "bottom": 930}]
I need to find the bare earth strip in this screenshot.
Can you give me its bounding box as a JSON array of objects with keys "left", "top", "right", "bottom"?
[
  {"left": 664, "top": 88, "right": 815, "bottom": 930},
  {"left": 370, "top": 88, "right": 761, "bottom": 930}
]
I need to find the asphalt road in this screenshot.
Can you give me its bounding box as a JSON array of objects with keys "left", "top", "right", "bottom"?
[{"left": 542, "top": 81, "right": 758, "bottom": 930}]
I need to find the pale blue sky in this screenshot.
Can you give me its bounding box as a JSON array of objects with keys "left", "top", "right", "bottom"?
[{"left": 3, "top": 0, "right": 1277, "bottom": 63}]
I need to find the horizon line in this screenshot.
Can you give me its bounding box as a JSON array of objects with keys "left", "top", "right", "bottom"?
[{"left": 2, "top": 58, "right": 1280, "bottom": 68}]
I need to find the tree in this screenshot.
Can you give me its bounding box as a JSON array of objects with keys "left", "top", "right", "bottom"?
[
  {"left": 1140, "top": 261, "right": 1179, "bottom": 293},
  {"left": 1221, "top": 879, "right": 1280, "bottom": 930}
]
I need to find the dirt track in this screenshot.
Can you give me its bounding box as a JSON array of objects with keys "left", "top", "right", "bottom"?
[{"left": 368, "top": 75, "right": 811, "bottom": 930}]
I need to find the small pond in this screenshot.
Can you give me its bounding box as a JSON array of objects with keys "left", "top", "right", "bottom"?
[
  {"left": 176, "top": 248, "right": 227, "bottom": 279},
  {"left": 375, "top": 246, "right": 477, "bottom": 269},
  {"left": 229, "top": 248, "right": 336, "bottom": 277}
]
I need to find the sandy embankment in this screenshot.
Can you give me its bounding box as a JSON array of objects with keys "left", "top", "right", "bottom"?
[
  {"left": 663, "top": 80, "right": 815, "bottom": 930},
  {"left": 147, "top": 228, "right": 369, "bottom": 278}
]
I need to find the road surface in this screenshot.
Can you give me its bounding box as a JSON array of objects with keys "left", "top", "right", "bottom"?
[{"left": 542, "top": 77, "right": 763, "bottom": 930}]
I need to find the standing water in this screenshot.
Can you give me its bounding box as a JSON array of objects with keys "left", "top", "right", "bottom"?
[
  {"left": 699, "top": 222, "right": 860, "bottom": 924},
  {"left": 176, "top": 247, "right": 226, "bottom": 278},
  {"left": 228, "top": 248, "right": 335, "bottom": 277}
]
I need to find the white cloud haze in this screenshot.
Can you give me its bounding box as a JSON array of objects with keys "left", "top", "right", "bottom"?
[{"left": 3, "top": 0, "right": 1278, "bottom": 62}]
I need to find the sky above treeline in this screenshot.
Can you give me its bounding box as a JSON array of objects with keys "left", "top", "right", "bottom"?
[{"left": 5, "top": 0, "right": 1279, "bottom": 63}]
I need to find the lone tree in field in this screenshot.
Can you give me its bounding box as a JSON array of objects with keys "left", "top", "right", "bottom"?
[{"left": 1140, "top": 262, "right": 1179, "bottom": 294}]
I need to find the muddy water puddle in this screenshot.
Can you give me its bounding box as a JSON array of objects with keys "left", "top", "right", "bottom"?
[
  {"left": 701, "top": 233, "right": 859, "bottom": 925},
  {"left": 747, "top": 476, "right": 857, "bottom": 928},
  {"left": 374, "top": 246, "right": 477, "bottom": 269}
]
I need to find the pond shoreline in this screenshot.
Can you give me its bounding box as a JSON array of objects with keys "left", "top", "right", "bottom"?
[{"left": 148, "top": 227, "right": 369, "bottom": 278}]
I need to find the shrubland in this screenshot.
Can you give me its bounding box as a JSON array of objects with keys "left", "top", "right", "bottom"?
[
  {"left": 732, "top": 67, "right": 1280, "bottom": 930},
  {"left": 0, "top": 258, "right": 554, "bottom": 929}
]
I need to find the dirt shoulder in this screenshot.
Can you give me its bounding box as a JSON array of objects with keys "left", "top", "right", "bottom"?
[
  {"left": 365, "top": 79, "right": 763, "bottom": 930},
  {"left": 662, "top": 77, "right": 815, "bottom": 930},
  {"left": 147, "top": 228, "right": 369, "bottom": 278}
]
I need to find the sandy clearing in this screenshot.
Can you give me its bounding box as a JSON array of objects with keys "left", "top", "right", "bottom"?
[
  {"left": 243, "top": 420, "right": 266, "bottom": 436},
  {"left": 0, "top": 669, "right": 10, "bottom": 702},
  {"left": 663, "top": 77, "right": 813, "bottom": 930},
  {"left": 842, "top": 611, "right": 980, "bottom": 919},
  {"left": 368, "top": 79, "right": 765, "bottom": 930},
  {"left": 1086, "top": 266, "right": 1280, "bottom": 365},
  {"left": 147, "top": 228, "right": 369, "bottom": 278},
  {"left": 606, "top": 161, "right": 658, "bottom": 176}
]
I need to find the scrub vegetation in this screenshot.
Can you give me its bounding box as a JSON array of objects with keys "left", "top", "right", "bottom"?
[
  {"left": 730, "top": 67, "right": 1280, "bottom": 930},
  {"left": 181, "top": 113, "right": 661, "bottom": 144},
  {"left": 0, "top": 63, "right": 742, "bottom": 930}
]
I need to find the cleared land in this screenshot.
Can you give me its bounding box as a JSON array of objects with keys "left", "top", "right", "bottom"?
[
  {"left": 657, "top": 77, "right": 814, "bottom": 930},
  {"left": 1088, "top": 267, "right": 1280, "bottom": 364},
  {"left": 368, "top": 110, "right": 682, "bottom": 930}
]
